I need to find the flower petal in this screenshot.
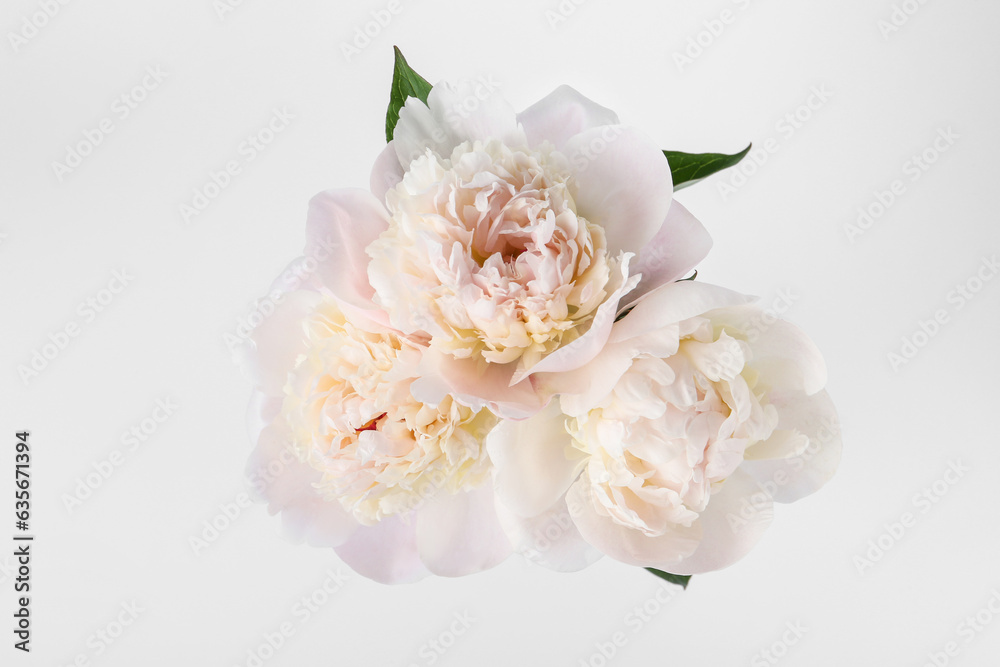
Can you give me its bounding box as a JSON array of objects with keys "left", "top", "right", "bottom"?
[
  {"left": 563, "top": 126, "right": 673, "bottom": 255},
  {"left": 370, "top": 140, "right": 404, "bottom": 202},
  {"left": 741, "top": 389, "right": 842, "bottom": 504},
  {"left": 410, "top": 347, "right": 545, "bottom": 420},
  {"left": 243, "top": 290, "right": 322, "bottom": 396},
  {"left": 495, "top": 495, "right": 603, "bottom": 572},
  {"left": 415, "top": 482, "right": 512, "bottom": 577},
  {"left": 518, "top": 85, "right": 619, "bottom": 150},
  {"left": 566, "top": 474, "right": 703, "bottom": 570},
  {"left": 512, "top": 254, "right": 639, "bottom": 383},
  {"left": 628, "top": 201, "right": 713, "bottom": 303},
  {"left": 335, "top": 515, "right": 430, "bottom": 584},
  {"left": 668, "top": 469, "right": 774, "bottom": 575},
  {"left": 305, "top": 188, "right": 389, "bottom": 311},
  {"left": 246, "top": 419, "right": 357, "bottom": 548},
  {"left": 610, "top": 281, "right": 754, "bottom": 345},
  {"left": 536, "top": 340, "right": 637, "bottom": 417},
  {"left": 486, "top": 399, "right": 587, "bottom": 517},
  {"left": 427, "top": 79, "right": 523, "bottom": 147}
]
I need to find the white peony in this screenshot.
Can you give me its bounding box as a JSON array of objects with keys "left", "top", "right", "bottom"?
[
  {"left": 306, "top": 82, "right": 713, "bottom": 418},
  {"left": 486, "top": 280, "right": 841, "bottom": 574},
  {"left": 241, "top": 271, "right": 510, "bottom": 583}
]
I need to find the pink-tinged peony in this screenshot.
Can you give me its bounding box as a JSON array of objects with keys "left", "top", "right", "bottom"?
[
  {"left": 306, "top": 82, "right": 712, "bottom": 418},
  {"left": 241, "top": 272, "right": 510, "bottom": 583},
  {"left": 486, "top": 280, "right": 841, "bottom": 574}
]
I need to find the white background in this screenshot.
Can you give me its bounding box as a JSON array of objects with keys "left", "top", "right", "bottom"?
[{"left": 2, "top": 0, "right": 999, "bottom": 665}]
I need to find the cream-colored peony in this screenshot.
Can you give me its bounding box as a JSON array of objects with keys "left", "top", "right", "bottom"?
[
  {"left": 241, "top": 274, "right": 510, "bottom": 583},
  {"left": 305, "top": 82, "right": 713, "bottom": 418},
  {"left": 486, "top": 280, "right": 841, "bottom": 574}
]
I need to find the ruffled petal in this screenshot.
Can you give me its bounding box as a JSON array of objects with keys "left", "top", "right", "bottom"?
[{"left": 495, "top": 495, "right": 603, "bottom": 572}]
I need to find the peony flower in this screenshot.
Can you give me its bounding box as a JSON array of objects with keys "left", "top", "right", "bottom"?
[
  {"left": 306, "top": 82, "right": 713, "bottom": 417},
  {"left": 486, "top": 280, "right": 841, "bottom": 574},
  {"left": 240, "top": 268, "right": 510, "bottom": 583}
]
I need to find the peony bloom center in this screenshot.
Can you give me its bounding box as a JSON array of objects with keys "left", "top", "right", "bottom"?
[
  {"left": 279, "top": 297, "right": 498, "bottom": 525},
  {"left": 368, "top": 139, "right": 618, "bottom": 369}
]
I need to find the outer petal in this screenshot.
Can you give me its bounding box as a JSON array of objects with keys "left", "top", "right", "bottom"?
[
  {"left": 512, "top": 255, "right": 639, "bottom": 383},
  {"left": 246, "top": 420, "right": 357, "bottom": 549},
  {"left": 517, "top": 85, "right": 619, "bottom": 150},
  {"left": 392, "top": 96, "right": 460, "bottom": 167},
  {"left": 709, "top": 306, "right": 828, "bottom": 395},
  {"left": 741, "top": 389, "right": 842, "bottom": 504},
  {"left": 668, "top": 469, "right": 774, "bottom": 575},
  {"left": 628, "top": 201, "right": 713, "bottom": 304},
  {"left": 610, "top": 281, "right": 755, "bottom": 345},
  {"left": 495, "top": 495, "right": 603, "bottom": 572},
  {"left": 335, "top": 515, "right": 430, "bottom": 584},
  {"left": 566, "top": 474, "right": 702, "bottom": 570},
  {"left": 410, "top": 347, "right": 545, "bottom": 420},
  {"left": 243, "top": 290, "right": 322, "bottom": 396},
  {"left": 427, "top": 79, "right": 523, "bottom": 146},
  {"left": 486, "top": 400, "right": 587, "bottom": 517},
  {"left": 305, "top": 188, "right": 389, "bottom": 311},
  {"left": 415, "top": 482, "right": 512, "bottom": 577},
  {"left": 563, "top": 126, "right": 673, "bottom": 255},
  {"left": 370, "top": 141, "right": 404, "bottom": 202}
]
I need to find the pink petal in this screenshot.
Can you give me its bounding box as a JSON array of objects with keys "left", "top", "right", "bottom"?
[
  {"left": 335, "top": 515, "right": 430, "bottom": 584},
  {"left": 486, "top": 400, "right": 588, "bottom": 517},
  {"left": 243, "top": 290, "right": 322, "bottom": 396},
  {"left": 410, "top": 347, "right": 545, "bottom": 420},
  {"left": 305, "top": 188, "right": 389, "bottom": 311},
  {"left": 415, "top": 482, "right": 512, "bottom": 577},
  {"left": 370, "top": 141, "right": 404, "bottom": 202},
  {"left": 246, "top": 419, "right": 357, "bottom": 549},
  {"left": 518, "top": 85, "right": 619, "bottom": 150},
  {"left": 628, "top": 201, "right": 713, "bottom": 303},
  {"left": 563, "top": 126, "right": 673, "bottom": 255}
]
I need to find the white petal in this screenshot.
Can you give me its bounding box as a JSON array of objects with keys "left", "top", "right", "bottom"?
[
  {"left": 518, "top": 85, "right": 619, "bottom": 150},
  {"left": 495, "top": 495, "right": 602, "bottom": 572},
  {"left": 392, "top": 96, "right": 460, "bottom": 166},
  {"left": 566, "top": 474, "right": 703, "bottom": 570},
  {"left": 710, "top": 307, "right": 828, "bottom": 395},
  {"left": 611, "top": 281, "right": 755, "bottom": 345},
  {"left": 563, "top": 126, "right": 673, "bottom": 255},
  {"left": 415, "top": 482, "right": 512, "bottom": 577},
  {"left": 741, "top": 389, "right": 841, "bottom": 504},
  {"left": 334, "top": 515, "right": 430, "bottom": 584},
  {"left": 628, "top": 201, "right": 713, "bottom": 303},
  {"left": 486, "top": 400, "right": 587, "bottom": 517},
  {"left": 668, "top": 469, "right": 774, "bottom": 575},
  {"left": 537, "top": 340, "right": 637, "bottom": 417},
  {"left": 305, "top": 188, "right": 389, "bottom": 311},
  {"left": 427, "top": 79, "right": 524, "bottom": 146}
]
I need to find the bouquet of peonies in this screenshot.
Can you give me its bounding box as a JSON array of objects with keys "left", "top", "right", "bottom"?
[{"left": 239, "top": 49, "right": 841, "bottom": 586}]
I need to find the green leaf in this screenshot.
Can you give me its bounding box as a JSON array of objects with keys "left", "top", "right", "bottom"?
[
  {"left": 663, "top": 144, "right": 752, "bottom": 191},
  {"left": 678, "top": 270, "right": 698, "bottom": 282},
  {"left": 385, "top": 46, "right": 433, "bottom": 143},
  {"left": 645, "top": 568, "right": 692, "bottom": 589}
]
